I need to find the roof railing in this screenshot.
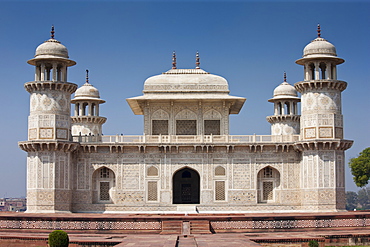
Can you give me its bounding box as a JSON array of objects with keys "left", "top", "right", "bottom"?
[{"left": 72, "top": 134, "right": 300, "bottom": 144}]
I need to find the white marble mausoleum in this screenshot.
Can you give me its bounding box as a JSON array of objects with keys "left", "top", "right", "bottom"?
[{"left": 19, "top": 26, "right": 353, "bottom": 213}]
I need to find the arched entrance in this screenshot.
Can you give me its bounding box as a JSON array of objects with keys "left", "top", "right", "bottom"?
[{"left": 173, "top": 168, "right": 200, "bottom": 204}]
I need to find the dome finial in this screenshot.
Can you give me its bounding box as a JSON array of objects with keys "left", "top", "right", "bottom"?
[
  {"left": 284, "top": 71, "right": 287, "bottom": 82},
  {"left": 51, "top": 25, "right": 55, "bottom": 39},
  {"left": 195, "top": 51, "right": 200, "bottom": 69},
  {"left": 317, "top": 24, "right": 321, "bottom": 38},
  {"left": 172, "top": 51, "right": 177, "bottom": 69},
  {"left": 86, "top": 69, "right": 89, "bottom": 84}
]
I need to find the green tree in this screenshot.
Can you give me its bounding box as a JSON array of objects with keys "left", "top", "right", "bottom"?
[
  {"left": 48, "top": 230, "right": 69, "bottom": 247},
  {"left": 345, "top": 191, "right": 358, "bottom": 210},
  {"left": 308, "top": 240, "right": 319, "bottom": 247},
  {"left": 349, "top": 147, "right": 370, "bottom": 187}
]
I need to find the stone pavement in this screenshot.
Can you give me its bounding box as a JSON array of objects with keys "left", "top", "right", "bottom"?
[{"left": 1, "top": 228, "right": 370, "bottom": 246}]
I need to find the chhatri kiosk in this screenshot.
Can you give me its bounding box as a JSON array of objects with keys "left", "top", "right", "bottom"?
[{"left": 19, "top": 26, "right": 352, "bottom": 213}]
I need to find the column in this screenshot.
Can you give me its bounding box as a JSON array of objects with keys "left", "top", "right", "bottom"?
[
  {"left": 327, "top": 62, "right": 332, "bottom": 79},
  {"left": 304, "top": 64, "right": 309, "bottom": 81},
  {"left": 79, "top": 103, "right": 83, "bottom": 116},
  {"left": 332, "top": 66, "right": 337, "bottom": 80},
  {"left": 96, "top": 104, "right": 100, "bottom": 116},
  {"left": 61, "top": 66, "right": 66, "bottom": 82},
  {"left": 88, "top": 103, "right": 92, "bottom": 116},
  {"left": 75, "top": 104, "right": 79, "bottom": 116},
  {"left": 41, "top": 64, "right": 45, "bottom": 81},
  {"left": 314, "top": 62, "right": 320, "bottom": 80},
  {"left": 274, "top": 103, "right": 278, "bottom": 115},
  {"left": 35, "top": 66, "right": 40, "bottom": 81},
  {"left": 52, "top": 63, "right": 57, "bottom": 81},
  {"left": 281, "top": 101, "right": 285, "bottom": 115}
]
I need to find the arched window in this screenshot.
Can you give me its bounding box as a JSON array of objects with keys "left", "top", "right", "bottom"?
[
  {"left": 309, "top": 63, "right": 315, "bottom": 80},
  {"left": 285, "top": 102, "right": 290, "bottom": 115},
  {"left": 82, "top": 103, "right": 88, "bottom": 116},
  {"left": 278, "top": 102, "right": 282, "bottom": 115},
  {"left": 91, "top": 103, "right": 96, "bottom": 116},
  {"left": 257, "top": 166, "right": 280, "bottom": 203},
  {"left": 319, "top": 62, "right": 327, "bottom": 79},
  {"left": 92, "top": 167, "right": 116, "bottom": 203},
  {"left": 175, "top": 109, "right": 197, "bottom": 135}
]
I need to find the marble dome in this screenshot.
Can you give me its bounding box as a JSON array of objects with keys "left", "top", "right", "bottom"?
[
  {"left": 35, "top": 39, "right": 69, "bottom": 58},
  {"left": 143, "top": 69, "right": 229, "bottom": 93},
  {"left": 75, "top": 83, "right": 99, "bottom": 98},
  {"left": 303, "top": 37, "right": 337, "bottom": 58},
  {"left": 269, "top": 81, "right": 299, "bottom": 101},
  {"left": 28, "top": 38, "right": 76, "bottom": 66},
  {"left": 73, "top": 82, "right": 105, "bottom": 103}
]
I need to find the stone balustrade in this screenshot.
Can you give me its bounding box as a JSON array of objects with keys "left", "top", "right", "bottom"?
[{"left": 72, "top": 134, "right": 300, "bottom": 143}]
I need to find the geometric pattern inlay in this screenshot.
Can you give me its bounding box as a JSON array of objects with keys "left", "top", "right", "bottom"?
[
  {"left": 210, "top": 218, "right": 370, "bottom": 230},
  {"left": 0, "top": 220, "right": 161, "bottom": 230}
]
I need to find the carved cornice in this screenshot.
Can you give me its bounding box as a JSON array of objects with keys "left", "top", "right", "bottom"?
[
  {"left": 77, "top": 142, "right": 298, "bottom": 154},
  {"left": 71, "top": 116, "right": 107, "bottom": 124},
  {"left": 24, "top": 81, "right": 77, "bottom": 94},
  {"left": 266, "top": 115, "right": 300, "bottom": 124},
  {"left": 19, "top": 141, "right": 80, "bottom": 152},
  {"left": 294, "top": 80, "right": 347, "bottom": 93},
  {"left": 294, "top": 139, "right": 353, "bottom": 151}
]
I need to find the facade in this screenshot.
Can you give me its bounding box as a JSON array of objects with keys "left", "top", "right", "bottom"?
[{"left": 19, "top": 26, "right": 353, "bottom": 213}]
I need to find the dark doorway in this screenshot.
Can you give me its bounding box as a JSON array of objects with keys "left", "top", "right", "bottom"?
[{"left": 173, "top": 168, "right": 200, "bottom": 204}]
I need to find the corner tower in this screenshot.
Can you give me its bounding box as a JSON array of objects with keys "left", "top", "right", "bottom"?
[
  {"left": 71, "top": 70, "right": 106, "bottom": 140},
  {"left": 295, "top": 25, "right": 353, "bottom": 211},
  {"left": 19, "top": 27, "right": 78, "bottom": 213},
  {"left": 267, "top": 73, "right": 300, "bottom": 136}
]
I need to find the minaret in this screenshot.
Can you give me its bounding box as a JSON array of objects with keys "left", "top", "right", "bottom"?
[
  {"left": 19, "top": 27, "right": 78, "bottom": 213},
  {"left": 295, "top": 25, "right": 353, "bottom": 211},
  {"left": 267, "top": 72, "right": 300, "bottom": 136},
  {"left": 71, "top": 70, "right": 106, "bottom": 140}
]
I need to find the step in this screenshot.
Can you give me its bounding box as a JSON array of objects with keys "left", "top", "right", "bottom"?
[
  {"left": 161, "top": 220, "right": 182, "bottom": 235},
  {"left": 190, "top": 220, "right": 211, "bottom": 234}
]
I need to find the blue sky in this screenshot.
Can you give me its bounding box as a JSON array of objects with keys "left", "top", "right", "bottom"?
[{"left": 0, "top": 1, "right": 369, "bottom": 197}]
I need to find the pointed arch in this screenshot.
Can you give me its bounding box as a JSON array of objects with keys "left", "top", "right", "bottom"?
[
  {"left": 152, "top": 109, "right": 169, "bottom": 119},
  {"left": 92, "top": 166, "right": 116, "bottom": 204},
  {"left": 172, "top": 167, "right": 200, "bottom": 204},
  {"left": 147, "top": 166, "right": 159, "bottom": 176},
  {"left": 257, "top": 166, "right": 280, "bottom": 203},
  {"left": 152, "top": 109, "right": 170, "bottom": 135},
  {"left": 175, "top": 109, "right": 197, "bottom": 135},
  {"left": 175, "top": 109, "right": 197, "bottom": 119},
  {"left": 203, "top": 109, "right": 221, "bottom": 119},
  {"left": 215, "top": 166, "right": 226, "bottom": 176}
]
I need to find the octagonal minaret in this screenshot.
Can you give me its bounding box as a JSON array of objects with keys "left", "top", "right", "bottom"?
[
  {"left": 267, "top": 72, "right": 300, "bottom": 136},
  {"left": 71, "top": 70, "right": 106, "bottom": 140},
  {"left": 19, "top": 27, "right": 78, "bottom": 213},
  {"left": 295, "top": 25, "right": 352, "bottom": 211}
]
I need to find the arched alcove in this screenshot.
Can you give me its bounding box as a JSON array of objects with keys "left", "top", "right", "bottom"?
[
  {"left": 92, "top": 166, "right": 116, "bottom": 204},
  {"left": 147, "top": 166, "right": 158, "bottom": 176},
  {"left": 257, "top": 166, "right": 280, "bottom": 203},
  {"left": 215, "top": 166, "right": 226, "bottom": 176}
]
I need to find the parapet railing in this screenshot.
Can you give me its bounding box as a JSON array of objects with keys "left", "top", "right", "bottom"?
[{"left": 72, "top": 134, "right": 300, "bottom": 144}]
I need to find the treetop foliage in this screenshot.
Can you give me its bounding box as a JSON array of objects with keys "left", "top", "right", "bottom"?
[{"left": 349, "top": 147, "right": 370, "bottom": 187}]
